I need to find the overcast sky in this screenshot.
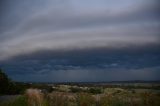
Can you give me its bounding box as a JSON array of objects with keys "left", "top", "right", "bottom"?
[{"left": 0, "top": 0, "right": 160, "bottom": 82}]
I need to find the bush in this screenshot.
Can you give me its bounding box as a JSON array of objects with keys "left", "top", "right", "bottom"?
[
  {"left": 70, "top": 87, "right": 83, "bottom": 93},
  {"left": 25, "top": 89, "right": 48, "bottom": 106},
  {"left": 76, "top": 93, "right": 95, "bottom": 106},
  {"left": 88, "top": 87, "right": 102, "bottom": 94},
  {"left": 0, "top": 69, "right": 29, "bottom": 95},
  {"left": 47, "top": 92, "right": 69, "bottom": 106},
  {"left": 0, "top": 69, "right": 13, "bottom": 95}
]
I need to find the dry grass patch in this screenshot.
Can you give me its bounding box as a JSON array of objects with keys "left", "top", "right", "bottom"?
[{"left": 25, "top": 89, "right": 45, "bottom": 106}]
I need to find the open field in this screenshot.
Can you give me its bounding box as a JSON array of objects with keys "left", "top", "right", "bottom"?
[{"left": 0, "top": 82, "right": 160, "bottom": 106}]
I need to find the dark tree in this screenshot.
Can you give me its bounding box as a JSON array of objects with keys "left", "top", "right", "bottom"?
[
  {"left": 0, "top": 69, "right": 29, "bottom": 95},
  {"left": 0, "top": 68, "right": 11, "bottom": 94}
]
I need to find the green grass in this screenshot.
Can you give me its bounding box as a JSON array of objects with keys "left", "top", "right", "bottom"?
[
  {"left": 0, "top": 88, "right": 160, "bottom": 106},
  {"left": 0, "top": 96, "right": 27, "bottom": 106}
]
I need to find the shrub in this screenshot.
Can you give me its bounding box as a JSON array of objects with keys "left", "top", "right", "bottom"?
[
  {"left": 0, "top": 69, "right": 12, "bottom": 95},
  {"left": 47, "top": 92, "right": 69, "bottom": 106},
  {"left": 99, "top": 94, "right": 134, "bottom": 106},
  {"left": 76, "top": 93, "right": 95, "bottom": 106},
  {"left": 25, "top": 89, "right": 48, "bottom": 106},
  {"left": 70, "top": 87, "right": 83, "bottom": 93},
  {"left": 88, "top": 87, "right": 102, "bottom": 94}
]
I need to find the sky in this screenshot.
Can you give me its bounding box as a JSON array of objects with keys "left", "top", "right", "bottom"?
[{"left": 0, "top": 0, "right": 160, "bottom": 82}]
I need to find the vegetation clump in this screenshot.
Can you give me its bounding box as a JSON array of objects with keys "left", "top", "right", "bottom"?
[{"left": 0, "top": 69, "right": 160, "bottom": 106}]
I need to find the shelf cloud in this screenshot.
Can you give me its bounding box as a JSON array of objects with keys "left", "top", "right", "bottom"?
[{"left": 0, "top": 0, "right": 160, "bottom": 81}]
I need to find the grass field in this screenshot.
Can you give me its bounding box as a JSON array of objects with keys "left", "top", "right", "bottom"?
[{"left": 0, "top": 83, "right": 160, "bottom": 106}]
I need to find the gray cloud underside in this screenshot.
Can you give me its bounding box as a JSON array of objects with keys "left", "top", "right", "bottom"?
[
  {"left": 10, "top": 67, "right": 160, "bottom": 82},
  {"left": 0, "top": 0, "right": 160, "bottom": 61},
  {"left": 0, "top": 47, "right": 159, "bottom": 81}
]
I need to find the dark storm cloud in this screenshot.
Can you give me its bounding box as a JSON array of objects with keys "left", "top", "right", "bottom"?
[
  {"left": 6, "top": 67, "right": 160, "bottom": 82},
  {"left": 0, "top": 0, "right": 160, "bottom": 81},
  {"left": 0, "top": 0, "right": 160, "bottom": 61},
  {"left": 0, "top": 47, "right": 160, "bottom": 81}
]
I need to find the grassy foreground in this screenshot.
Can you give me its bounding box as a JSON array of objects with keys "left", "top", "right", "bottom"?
[
  {"left": 0, "top": 96, "right": 27, "bottom": 106},
  {"left": 0, "top": 88, "right": 160, "bottom": 106}
]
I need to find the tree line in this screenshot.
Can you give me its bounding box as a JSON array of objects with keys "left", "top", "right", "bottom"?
[{"left": 0, "top": 69, "right": 27, "bottom": 95}]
